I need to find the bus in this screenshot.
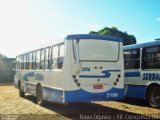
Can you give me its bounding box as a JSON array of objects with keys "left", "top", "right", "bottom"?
[
  {"left": 14, "top": 34, "right": 124, "bottom": 105},
  {"left": 124, "top": 40, "right": 160, "bottom": 108}
]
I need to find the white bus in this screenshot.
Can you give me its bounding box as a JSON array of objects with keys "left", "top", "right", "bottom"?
[
  {"left": 124, "top": 40, "right": 160, "bottom": 108},
  {"left": 14, "top": 34, "right": 124, "bottom": 105}
]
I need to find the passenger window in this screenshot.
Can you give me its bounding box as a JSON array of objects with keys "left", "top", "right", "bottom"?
[
  {"left": 142, "top": 46, "right": 160, "bottom": 69},
  {"left": 32, "top": 52, "right": 36, "bottom": 69},
  {"left": 19, "top": 56, "right": 22, "bottom": 70},
  {"left": 29, "top": 52, "right": 32, "bottom": 69},
  {"left": 26, "top": 54, "right": 29, "bottom": 70},
  {"left": 40, "top": 49, "right": 45, "bottom": 70},
  {"left": 51, "top": 46, "right": 59, "bottom": 69},
  {"left": 23, "top": 56, "right": 25, "bottom": 70},
  {"left": 36, "top": 50, "right": 41, "bottom": 69},
  {"left": 124, "top": 49, "right": 140, "bottom": 69},
  {"left": 16, "top": 57, "right": 20, "bottom": 70},
  {"left": 24, "top": 54, "right": 27, "bottom": 70},
  {"left": 57, "top": 44, "right": 64, "bottom": 69},
  {"left": 45, "top": 47, "right": 50, "bottom": 70}
]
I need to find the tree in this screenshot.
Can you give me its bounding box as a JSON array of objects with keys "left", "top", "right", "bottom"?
[
  {"left": 155, "top": 38, "right": 160, "bottom": 40},
  {"left": 89, "top": 27, "right": 136, "bottom": 46},
  {"left": 0, "top": 54, "right": 7, "bottom": 59}
]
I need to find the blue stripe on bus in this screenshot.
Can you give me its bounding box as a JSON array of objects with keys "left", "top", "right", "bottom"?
[
  {"left": 42, "top": 86, "right": 124, "bottom": 103},
  {"left": 66, "top": 34, "right": 123, "bottom": 42},
  {"left": 107, "top": 70, "right": 121, "bottom": 72},
  {"left": 125, "top": 72, "right": 141, "bottom": 77},
  {"left": 22, "top": 72, "right": 34, "bottom": 81},
  {"left": 79, "top": 70, "right": 120, "bottom": 78},
  {"left": 64, "top": 87, "right": 124, "bottom": 102},
  {"left": 125, "top": 84, "right": 147, "bottom": 99}
]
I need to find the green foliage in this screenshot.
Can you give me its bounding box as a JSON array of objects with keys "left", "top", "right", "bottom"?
[
  {"left": 89, "top": 27, "right": 136, "bottom": 46},
  {"left": 0, "top": 54, "right": 7, "bottom": 59},
  {"left": 155, "top": 38, "right": 160, "bottom": 40}
]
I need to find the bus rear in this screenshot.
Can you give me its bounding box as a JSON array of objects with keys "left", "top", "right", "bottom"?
[{"left": 64, "top": 34, "right": 124, "bottom": 102}]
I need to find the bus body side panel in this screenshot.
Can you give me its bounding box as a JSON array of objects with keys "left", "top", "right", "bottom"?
[
  {"left": 125, "top": 84, "right": 146, "bottom": 99},
  {"left": 16, "top": 70, "right": 65, "bottom": 103},
  {"left": 15, "top": 70, "right": 35, "bottom": 92},
  {"left": 41, "top": 40, "right": 72, "bottom": 103},
  {"left": 125, "top": 70, "right": 147, "bottom": 99},
  {"left": 15, "top": 41, "right": 72, "bottom": 104},
  {"left": 42, "top": 86, "right": 64, "bottom": 103},
  {"left": 40, "top": 70, "right": 64, "bottom": 101},
  {"left": 17, "top": 68, "right": 65, "bottom": 103},
  {"left": 125, "top": 70, "right": 160, "bottom": 99}
]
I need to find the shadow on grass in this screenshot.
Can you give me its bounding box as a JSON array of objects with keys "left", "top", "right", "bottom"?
[{"left": 23, "top": 95, "right": 158, "bottom": 120}]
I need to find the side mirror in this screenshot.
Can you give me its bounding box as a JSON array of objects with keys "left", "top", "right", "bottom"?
[{"left": 72, "top": 63, "right": 81, "bottom": 74}]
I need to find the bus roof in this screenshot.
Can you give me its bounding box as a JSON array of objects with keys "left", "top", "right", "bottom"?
[
  {"left": 123, "top": 40, "right": 160, "bottom": 50},
  {"left": 66, "top": 34, "right": 123, "bottom": 42}
]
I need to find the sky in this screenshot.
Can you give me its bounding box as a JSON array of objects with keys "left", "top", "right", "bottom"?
[{"left": 0, "top": 0, "right": 160, "bottom": 57}]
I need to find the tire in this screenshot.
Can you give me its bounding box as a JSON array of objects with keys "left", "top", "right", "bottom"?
[
  {"left": 18, "top": 81, "right": 25, "bottom": 98},
  {"left": 36, "top": 84, "right": 45, "bottom": 106},
  {"left": 147, "top": 86, "right": 160, "bottom": 108}
]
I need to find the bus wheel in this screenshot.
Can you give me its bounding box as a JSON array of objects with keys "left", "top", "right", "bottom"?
[
  {"left": 147, "top": 86, "right": 160, "bottom": 108},
  {"left": 18, "top": 81, "right": 25, "bottom": 97},
  {"left": 36, "top": 84, "right": 45, "bottom": 106}
]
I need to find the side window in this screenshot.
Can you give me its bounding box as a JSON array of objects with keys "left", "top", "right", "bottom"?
[
  {"left": 29, "top": 52, "right": 32, "bottom": 69},
  {"left": 21, "top": 55, "right": 24, "bottom": 70},
  {"left": 40, "top": 49, "right": 45, "bottom": 70},
  {"left": 45, "top": 47, "right": 50, "bottom": 70},
  {"left": 24, "top": 54, "right": 27, "bottom": 70},
  {"left": 32, "top": 51, "right": 36, "bottom": 69},
  {"left": 16, "top": 57, "right": 20, "bottom": 70},
  {"left": 48, "top": 48, "right": 52, "bottom": 69},
  {"left": 142, "top": 46, "right": 160, "bottom": 69},
  {"left": 26, "top": 54, "right": 29, "bottom": 70},
  {"left": 36, "top": 50, "right": 41, "bottom": 69},
  {"left": 19, "top": 57, "right": 21, "bottom": 70},
  {"left": 124, "top": 49, "right": 140, "bottom": 69},
  {"left": 51, "top": 46, "right": 59, "bottom": 69},
  {"left": 19, "top": 56, "right": 22, "bottom": 70},
  {"left": 57, "top": 44, "right": 64, "bottom": 69}
]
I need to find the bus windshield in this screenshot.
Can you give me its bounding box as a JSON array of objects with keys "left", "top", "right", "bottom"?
[{"left": 73, "top": 39, "right": 120, "bottom": 62}]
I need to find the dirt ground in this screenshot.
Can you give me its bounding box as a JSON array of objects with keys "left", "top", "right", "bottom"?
[{"left": 0, "top": 84, "right": 160, "bottom": 120}]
